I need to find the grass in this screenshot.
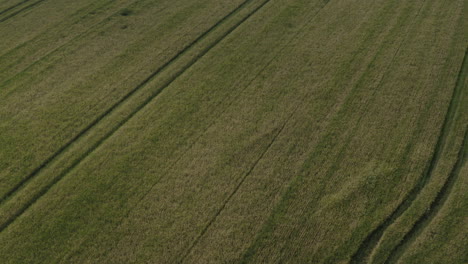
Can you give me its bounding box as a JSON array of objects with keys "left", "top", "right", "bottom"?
[{"left": 0, "top": 0, "right": 466, "bottom": 263}]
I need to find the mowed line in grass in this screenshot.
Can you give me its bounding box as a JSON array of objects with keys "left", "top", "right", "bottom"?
[
  {"left": 0, "top": 0, "right": 271, "bottom": 232},
  {"left": 179, "top": 0, "right": 413, "bottom": 260},
  {"left": 178, "top": 106, "right": 294, "bottom": 263},
  {"left": 177, "top": 23, "right": 340, "bottom": 255}
]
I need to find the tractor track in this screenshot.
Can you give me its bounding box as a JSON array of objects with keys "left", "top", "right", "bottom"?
[
  {"left": 351, "top": 47, "right": 467, "bottom": 263},
  {"left": 0, "top": 0, "right": 47, "bottom": 23},
  {"left": 386, "top": 128, "right": 467, "bottom": 264},
  {"left": 383, "top": 47, "right": 467, "bottom": 263},
  {"left": 0, "top": 0, "right": 270, "bottom": 233},
  {"left": 0, "top": 0, "right": 34, "bottom": 16}
]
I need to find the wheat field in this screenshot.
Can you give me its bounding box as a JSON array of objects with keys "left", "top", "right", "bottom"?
[{"left": 0, "top": 0, "right": 466, "bottom": 263}]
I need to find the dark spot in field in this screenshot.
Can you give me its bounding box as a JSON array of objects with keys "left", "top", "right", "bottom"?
[
  {"left": 120, "top": 8, "right": 133, "bottom": 16},
  {"left": 121, "top": 25, "right": 128, "bottom": 30}
]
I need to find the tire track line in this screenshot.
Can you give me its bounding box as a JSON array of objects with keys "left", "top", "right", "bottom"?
[
  {"left": 0, "top": 0, "right": 47, "bottom": 23},
  {"left": 0, "top": 0, "right": 254, "bottom": 204},
  {"left": 0, "top": 0, "right": 270, "bottom": 233},
  {"left": 0, "top": 0, "right": 33, "bottom": 15},
  {"left": 386, "top": 129, "right": 468, "bottom": 264},
  {"left": 384, "top": 48, "right": 468, "bottom": 264},
  {"left": 352, "top": 46, "right": 464, "bottom": 264}
]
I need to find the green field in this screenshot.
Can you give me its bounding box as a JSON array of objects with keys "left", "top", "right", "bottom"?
[{"left": 0, "top": 0, "right": 466, "bottom": 263}]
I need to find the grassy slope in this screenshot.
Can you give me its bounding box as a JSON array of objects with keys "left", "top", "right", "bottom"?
[{"left": 0, "top": 0, "right": 466, "bottom": 263}]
